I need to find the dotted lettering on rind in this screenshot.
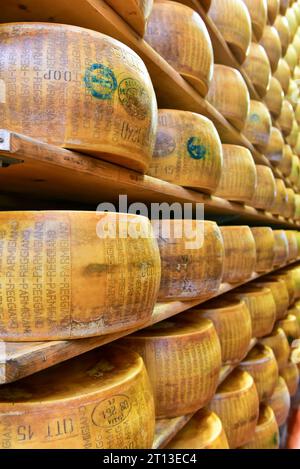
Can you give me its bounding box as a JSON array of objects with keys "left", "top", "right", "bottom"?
[
  {"left": 91, "top": 395, "right": 131, "bottom": 429},
  {"left": 84, "top": 64, "right": 117, "bottom": 100},
  {"left": 187, "top": 137, "right": 207, "bottom": 160},
  {"left": 118, "top": 77, "right": 149, "bottom": 120}
]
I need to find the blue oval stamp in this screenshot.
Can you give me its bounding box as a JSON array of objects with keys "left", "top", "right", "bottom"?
[
  {"left": 250, "top": 113, "right": 260, "bottom": 123},
  {"left": 84, "top": 63, "right": 117, "bottom": 99},
  {"left": 187, "top": 137, "right": 207, "bottom": 160}
]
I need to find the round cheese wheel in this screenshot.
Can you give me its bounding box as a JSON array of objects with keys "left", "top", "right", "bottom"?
[
  {"left": 220, "top": 226, "right": 256, "bottom": 283},
  {"left": 239, "top": 405, "right": 279, "bottom": 449},
  {"left": 264, "top": 77, "right": 284, "bottom": 119},
  {"left": 208, "top": 369, "right": 259, "bottom": 448},
  {"left": 292, "top": 33, "right": 300, "bottom": 56},
  {"left": 253, "top": 280, "right": 289, "bottom": 320},
  {"left": 265, "top": 376, "right": 291, "bottom": 426},
  {"left": 274, "top": 58, "right": 291, "bottom": 93},
  {"left": 273, "top": 230, "right": 289, "bottom": 266},
  {"left": 242, "top": 43, "right": 271, "bottom": 98},
  {"left": 0, "top": 211, "right": 161, "bottom": 341},
  {"left": 0, "top": 345, "right": 155, "bottom": 449},
  {"left": 206, "top": 65, "right": 250, "bottom": 131},
  {"left": 271, "top": 179, "right": 288, "bottom": 215},
  {"left": 191, "top": 298, "right": 252, "bottom": 365},
  {"left": 277, "top": 100, "right": 294, "bottom": 137},
  {"left": 208, "top": 0, "right": 252, "bottom": 64},
  {"left": 274, "top": 15, "right": 291, "bottom": 55},
  {"left": 284, "top": 188, "right": 296, "bottom": 219},
  {"left": 259, "top": 327, "right": 291, "bottom": 370},
  {"left": 120, "top": 315, "right": 222, "bottom": 418},
  {"left": 293, "top": 63, "right": 300, "bottom": 81},
  {"left": 239, "top": 344, "right": 279, "bottom": 401},
  {"left": 284, "top": 44, "right": 298, "bottom": 72},
  {"left": 243, "top": 101, "right": 272, "bottom": 152},
  {"left": 277, "top": 314, "right": 300, "bottom": 343},
  {"left": 267, "top": 0, "right": 280, "bottom": 24},
  {"left": 295, "top": 102, "right": 300, "bottom": 125},
  {"left": 296, "top": 231, "right": 300, "bottom": 255},
  {"left": 289, "top": 156, "right": 300, "bottom": 187},
  {"left": 285, "top": 230, "right": 299, "bottom": 260},
  {"left": 280, "top": 0, "right": 290, "bottom": 14},
  {"left": 167, "top": 408, "right": 229, "bottom": 449},
  {"left": 260, "top": 26, "right": 282, "bottom": 73},
  {"left": 268, "top": 272, "right": 296, "bottom": 305},
  {"left": 294, "top": 133, "right": 300, "bottom": 157},
  {"left": 286, "top": 6, "right": 298, "bottom": 38},
  {"left": 286, "top": 119, "right": 299, "bottom": 147},
  {"left": 157, "top": 220, "right": 224, "bottom": 302},
  {"left": 293, "top": 2, "right": 300, "bottom": 23},
  {"left": 105, "top": 0, "right": 153, "bottom": 36},
  {"left": 277, "top": 144, "right": 293, "bottom": 177},
  {"left": 214, "top": 145, "right": 256, "bottom": 204},
  {"left": 148, "top": 109, "right": 223, "bottom": 193},
  {"left": 251, "top": 227, "right": 275, "bottom": 272},
  {"left": 287, "top": 80, "right": 300, "bottom": 110},
  {"left": 294, "top": 194, "right": 300, "bottom": 220},
  {"left": 287, "top": 266, "right": 300, "bottom": 299},
  {"left": 280, "top": 361, "right": 300, "bottom": 395},
  {"left": 251, "top": 165, "right": 276, "bottom": 211},
  {"left": 145, "top": 1, "right": 214, "bottom": 96},
  {"left": 241, "top": 0, "right": 268, "bottom": 41},
  {"left": 265, "top": 127, "right": 284, "bottom": 166},
  {"left": 0, "top": 22, "right": 157, "bottom": 173}
]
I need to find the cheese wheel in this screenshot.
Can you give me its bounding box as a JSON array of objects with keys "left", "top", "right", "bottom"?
[
  {"left": 277, "top": 144, "right": 293, "bottom": 177},
  {"left": 292, "top": 33, "right": 300, "bottom": 56},
  {"left": 285, "top": 230, "right": 299, "bottom": 260},
  {"left": 148, "top": 109, "right": 223, "bottom": 193},
  {"left": 259, "top": 328, "right": 291, "bottom": 370},
  {"left": 251, "top": 165, "right": 276, "bottom": 211},
  {"left": 214, "top": 145, "right": 256, "bottom": 204},
  {"left": 120, "top": 315, "right": 222, "bottom": 418},
  {"left": 289, "top": 156, "right": 300, "bottom": 187},
  {"left": 271, "top": 179, "right": 288, "bottom": 215},
  {"left": 0, "top": 23, "right": 157, "bottom": 173},
  {"left": 293, "top": 2, "right": 300, "bottom": 23},
  {"left": 191, "top": 298, "right": 252, "bottom": 365},
  {"left": 289, "top": 301, "right": 300, "bottom": 323},
  {"left": 241, "top": 0, "right": 268, "bottom": 41},
  {"left": 208, "top": 0, "right": 252, "bottom": 64},
  {"left": 251, "top": 227, "right": 275, "bottom": 272},
  {"left": 231, "top": 286, "right": 276, "bottom": 338},
  {"left": 294, "top": 133, "right": 300, "bottom": 157},
  {"left": 0, "top": 211, "right": 160, "bottom": 341},
  {"left": 220, "top": 226, "right": 256, "bottom": 283},
  {"left": 277, "top": 100, "right": 294, "bottom": 137},
  {"left": 293, "top": 63, "right": 300, "bottom": 81},
  {"left": 274, "top": 15, "right": 291, "bottom": 55},
  {"left": 243, "top": 101, "right": 272, "bottom": 152},
  {"left": 296, "top": 102, "right": 300, "bottom": 125},
  {"left": 209, "top": 369, "right": 259, "bottom": 448},
  {"left": 239, "top": 344, "right": 279, "bottom": 401},
  {"left": 277, "top": 314, "right": 300, "bottom": 343},
  {"left": 280, "top": 362, "right": 300, "bottom": 395},
  {"left": 287, "top": 266, "right": 300, "bottom": 298},
  {"left": 206, "top": 65, "right": 250, "bottom": 131},
  {"left": 260, "top": 26, "right": 282, "bottom": 73},
  {"left": 264, "top": 77, "right": 284, "bottom": 119},
  {"left": 265, "top": 127, "right": 284, "bottom": 166},
  {"left": 253, "top": 280, "right": 289, "bottom": 320},
  {"left": 286, "top": 119, "right": 299, "bottom": 147},
  {"left": 267, "top": 0, "right": 280, "bottom": 24},
  {"left": 286, "top": 6, "right": 298, "bottom": 38},
  {"left": 265, "top": 376, "right": 291, "bottom": 426},
  {"left": 167, "top": 409, "right": 229, "bottom": 449},
  {"left": 240, "top": 405, "right": 279, "bottom": 449},
  {"left": 294, "top": 194, "right": 300, "bottom": 220},
  {"left": 273, "top": 230, "right": 289, "bottom": 266},
  {"left": 284, "top": 44, "right": 298, "bottom": 73},
  {"left": 280, "top": 0, "right": 290, "bottom": 14},
  {"left": 296, "top": 231, "right": 300, "bottom": 255},
  {"left": 242, "top": 43, "right": 271, "bottom": 98},
  {"left": 145, "top": 1, "right": 214, "bottom": 96},
  {"left": 105, "top": 0, "right": 153, "bottom": 36},
  {"left": 273, "top": 58, "right": 291, "bottom": 93},
  {"left": 286, "top": 80, "right": 300, "bottom": 111},
  {"left": 284, "top": 188, "right": 296, "bottom": 219},
  {"left": 268, "top": 272, "right": 296, "bottom": 305},
  {"left": 157, "top": 220, "right": 224, "bottom": 301},
  {"left": 0, "top": 345, "right": 155, "bottom": 449}
]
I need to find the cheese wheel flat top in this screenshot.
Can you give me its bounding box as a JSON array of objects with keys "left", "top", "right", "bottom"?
[
  {"left": 105, "top": 0, "right": 153, "bottom": 36},
  {"left": 244, "top": 101, "right": 272, "bottom": 152},
  {"left": 240, "top": 405, "right": 279, "bottom": 449},
  {"left": 241, "top": 0, "right": 267, "bottom": 40},
  {"left": 242, "top": 43, "right": 271, "bottom": 98},
  {"left": 214, "top": 369, "right": 255, "bottom": 397},
  {"left": 264, "top": 77, "right": 284, "bottom": 119},
  {"left": 280, "top": 361, "right": 299, "bottom": 396},
  {"left": 241, "top": 343, "right": 277, "bottom": 365},
  {"left": 260, "top": 26, "right": 282, "bottom": 73},
  {"left": 277, "top": 313, "right": 300, "bottom": 341},
  {"left": 274, "top": 15, "right": 291, "bottom": 55}
]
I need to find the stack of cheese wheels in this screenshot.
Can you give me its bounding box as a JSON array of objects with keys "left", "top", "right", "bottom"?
[
  {"left": 242, "top": 44, "right": 271, "bottom": 98},
  {"left": 271, "top": 179, "right": 288, "bottom": 215},
  {"left": 0, "top": 211, "right": 161, "bottom": 341},
  {"left": 274, "top": 15, "right": 291, "bottom": 56},
  {"left": 251, "top": 165, "right": 276, "bottom": 211},
  {"left": 206, "top": 65, "right": 250, "bottom": 131},
  {"left": 265, "top": 127, "right": 284, "bottom": 166},
  {"left": 289, "top": 156, "right": 300, "bottom": 186},
  {"left": 120, "top": 314, "right": 222, "bottom": 418},
  {"left": 190, "top": 298, "right": 252, "bottom": 365},
  {"left": 253, "top": 280, "right": 289, "bottom": 320},
  {"left": 0, "top": 345, "right": 155, "bottom": 449},
  {"left": 208, "top": 369, "right": 259, "bottom": 448},
  {"left": 244, "top": 101, "right": 271, "bottom": 152},
  {"left": 157, "top": 220, "right": 224, "bottom": 301},
  {"left": 286, "top": 230, "right": 299, "bottom": 261},
  {"left": 0, "top": 23, "right": 157, "bottom": 173},
  {"left": 280, "top": 362, "right": 300, "bottom": 395},
  {"left": 220, "top": 226, "right": 256, "bottom": 283},
  {"left": 231, "top": 286, "right": 276, "bottom": 338},
  {"left": 286, "top": 80, "right": 300, "bottom": 110},
  {"left": 277, "top": 314, "right": 300, "bottom": 342},
  {"left": 284, "top": 188, "right": 296, "bottom": 219},
  {"left": 267, "top": 0, "right": 280, "bottom": 24},
  {"left": 265, "top": 376, "right": 291, "bottom": 426},
  {"left": 167, "top": 408, "right": 229, "bottom": 449},
  {"left": 286, "top": 6, "right": 298, "bottom": 39},
  {"left": 274, "top": 58, "right": 291, "bottom": 93},
  {"left": 239, "top": 405, "right": 279, "bottom": 449},
  {"left": 105, "top": 0, "right": 153, "bottom": 35},
  {"left": 264, "top": 77, "right": 284, "bottom": 119},
  {"left": 214, "top": 145, "right": 256, "bottom": 204},
  {"left": 260, "top": 26, "right": 282, "bottom": 73},
  {"left": 148, "top": 110, "right": 223, "bottom": 193},
  {"left": 259, "top": 327, "right": 291, "bottom": 370},
  {"left": 242, "top": 0, "right": 267, "bottom": 40},
  {"left": 207, "top": 0, "right": 251, "bottom": 64},
  {"left": 239, "top": 344, "right": 279, "bottom": 401},
  {"left": 273, "top": 230, "right": 289, "bottom": 266},
  {"left": 269, "top": 272, "right": 295, "bottom": 305},
  {"left": 277, "top": 144, "right": 293, "bottom": 177},
  {"left": 250, "top": 227, "right": 275, "bottom": 272},
  {"left": 280, "top": 0, "right": 289, "bottom": 15},
  {"left": 145, "top": 1, "right": 213, "bottom": 96},
  {"left": 286, "top": 119, "right": 299, "bottom": 147},
  {"left": 284, "top": 44, "right": 298, "bottom": 72},
  {"left": 277, "top": 100, "right": 294, "bottom": 137}
]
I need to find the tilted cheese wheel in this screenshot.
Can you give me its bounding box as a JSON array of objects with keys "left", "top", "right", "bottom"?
[
  {"left": 264, "top": 77, "right": 284, "bottom": 119},
  {"left": 148, "top": 109, "right": 223, "bottom": 193},
  {"left": 0, "top": 23, "right": 157, "bottom": 173},
  {"left": 120, "top": 315, "right": 222, "bottom": 418},
  {"left": 286, "top": 80, "right": 300, "bottom": 111},
  {"left": 285, "top": 230, "right": 299, "bottom": 260},
  {"left": 209, "top": 369, "right": 259, "bottom": 448},
  {"left": 267, "top": 0, "right": 280, "bottom": 24},
  {"left": 253, "top": 280, "right": 289, "bottom": 320},
  {"left": 251, "top": 227, "right": 275, "bottom": 272},
  {"left": 277, "top": 144, "right": 293, "bottom": 176},
  {"left": 260, "top": 26, "right": 282, "bottom": 73},
  {"left": 242, "top": 43, "right": 271, "bottom": 98},
  {"left": 206, "top": 65, "right": 250, "bottom": 131},
  {"left": 0, "top": 345, "right": 155, "bottom": 449},
  {"left": 265, "top": 127, "right": 284, "bottom": 166},
  {"left": 286, "top": 6, "right": 298, "bottom": 38},
  {"left": 259, "top": 327, "right": 291, "bottom": 370},
  {"left": 273, "top": 58, "right": 291, "bottom": 93},
  {"left": 239, "top": 344, "right": 279, "bottom": 401},
  {"left": 284, "top": 188, "right": 296, "bottom": 219},
  {"left": 0, "top": 211, "right": 160, "bottom": 341},
  {"left": 277, "top": 314, "right": 300, "bottom": 343},
  {"left": 208, "top": 0, "right": 252, "bottom": 64},
  {"left": 284, "top": 44, "right": 298, "bottom": 73},
  {"left": 191, "top": 298, "right": 252, "bottom": 365},
  {"left": 243, "top": 101, "right": 272, "bottom": 152},
  {"left": 268, "top": 272, "right": 296, "bottom": 305},
  {"left": 280, "top": 361, "right": 300, "bottom": 395},
  {"left": 271, "top": 179, "right": 288, "bottom": 215},
  {"left": 220, "top": 226, "right": 256, "bottom": 283},
  {"left": 286, "top": 119, "right": 299, "bottom": 147},
  {"left": 251, "top": 165, "right": 276, "bottom": 211},
  {"left": 280, "top": 0, "right": 290, "bottom": 14},
  {"left": 277, "top": 100, "right": 294, "bottom": 137},
  {"left": 157, "top": 220, "right": 224, "bottom": 301},
  {"left": 265, "top": 377, "right": 291, "bottom": 426},
  {"left": 105, "top": 0, "right": 153, "bottom": 35},
  {"left": 240, "top": 405, "right": 279, "bottom": 449},
  {"left": 167, "top": 408, "right": 229, "bottom": 449},
  {"left": 273, "top": 230, "right": 289, "bottom": 266},
  {"left": 241, "top": 0, "right": 268, "bottom": 41},
  {"left": 274, "top": 15, "right": 291, "bottom": 55},
  {"left": 231, "top": 286, "right": 276, "bottom": 338},
  {"left": 145, "top": 1, "right": 214, "bottom": 96},
  {"left": 214, "top": 145, "right": 256, "bottom": 204}
]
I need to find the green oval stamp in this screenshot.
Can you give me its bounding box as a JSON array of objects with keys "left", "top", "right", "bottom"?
[{"left": 118, "top": 77, "right": 149, "bottom": 120}]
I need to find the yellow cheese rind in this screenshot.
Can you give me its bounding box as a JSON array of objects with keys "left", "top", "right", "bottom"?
[
  {"left": 241, "top": 0, "right": 268, "bottom": 41},
  {"left": 284, "top": 44, "right": 298, "bottom": 73},
  {"left": 265, "top": 377, "right": 291, "bottom": 426},
  {"left": 242, "top": 43, "right": 271, "bottom": 98},
  {"left": 268, "top": 272, "right": 296, "bottom": 305},
  {"left": 274, "top": 58, "right": 291, "bottom": 93},
  {"left": 259, "top": 327, "right": 291, "bottom": 370},
  {"left": 284, "top": 188, "right": 296, "bottom": 219},
  {"left": 251, "top": 165, "right": 276, "bottom": 211},
  {"left": 260, "top": 26, "right": 282, "bottom": 74},
  {"left": 265, "top": 127, "right": 284, "bottom": 166},
  {"left": 273, "top": 230, "right": 289, "bottom": 266},
  {"left": 105, "top": 0, "right": 153, "bottom": 36},
  {"left": 251, "top": 227, "right": 275, "bottom": 273},
  {"left": 277, "top": 144, "right": 293, "bottom": 177},
  {"left": 274, "top": 15, "right": 291, "bottom": 56},
  {"left": 239, "top": 405, "right": 279, "bottom": 449},
  {"left": 285, "top": 230, "right": 299, "bottom": 261},
  {"left": 280, "top": 361, "right": 300, "bottom": 396},
  {"left": 264, "top": 77, "right": 284, "bottom": 119},
  {"left": 277, "top": 100, "right": 294, "bottom": 137},
  {"left": 244, "top": 101, "right": 272, "bottom": 152},
  {"left": 253, "top": 280, "right": 289, "bottom": 320},
  {"left": 276, "top": 314, "right": 300, "bottom": 343},
  {"left": 267, "top": 0, "right": 280, "bottom": 24},
  {"left": 286, "top": 7, "right": 298, "bottom": 39},
  {"left": 280, "top": 0, "right": 289, "bottom": 15},
  {"left": 271, "top": 179, "right": 288, "bottom": 216}
]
